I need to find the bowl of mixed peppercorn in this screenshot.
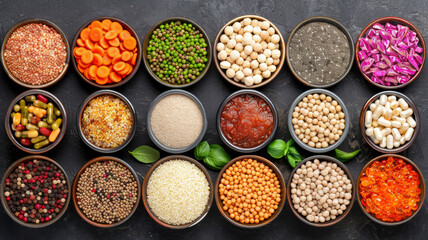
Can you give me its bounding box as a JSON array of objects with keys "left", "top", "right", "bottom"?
[
  {"left": 1, "top": 155, "right": 71, "bottom": 228},
  {"left": 143, "top": 17, "right": 212, "bottom": 88}
]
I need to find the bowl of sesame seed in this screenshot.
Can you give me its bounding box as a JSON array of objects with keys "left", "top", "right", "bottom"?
[
  {"left": 1, "top": 18, "right": 70, "bottom": 88},
  {"left": 77, "top": 90, "right": 137, "bottom": 153}
]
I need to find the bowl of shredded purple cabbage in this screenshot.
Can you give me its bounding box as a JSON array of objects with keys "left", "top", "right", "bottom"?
[{"left": 356, "top": 17, "right": 426, "bottom": 89}]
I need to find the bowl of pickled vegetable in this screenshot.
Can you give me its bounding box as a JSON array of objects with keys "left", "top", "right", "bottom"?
[{"left": 5, "top": 89, "right": 67, "bottom": 154}]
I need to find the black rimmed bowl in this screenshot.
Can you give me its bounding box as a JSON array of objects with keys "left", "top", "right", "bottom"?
[
  {"left": 217, "top": 90, "right": 278, "bottom": 153},
  {"left": 72, "top": 16, "right": 142, "bottom": 88},
  {"left": 1, "top": 18, "right": 70, "bottom": 88},
  {"left": 5, "top": 89, "right": 67, "bottom": 154},
  {"left": 357, "top": 154, "right": 425, "bottom": 225},
  {"left": 215, "top": 155, "right": 286, "bottom": 228},
  {"left": 77, "top": 90, "right": 137, "bottom": 153},
  {"left": 72, "top": 156, "right": 141, "bottom": 228},
  {"left": 355, "top": 16, "right": 426, "bottom": 89},
  {"left": 287, "top": 155, "right": 355, "bottom": 227},
  {"left": 147, "top": 89, "right": 207, "bottom": 154},
  {"left": 142, "top": 17, "right": 212, "bottom": 88},
  {"left": 288, "top": 89, "right": 349, "bottom": 153},
  {"left": 286, "top": 16, "right": 354, "bottom": 88},
  {"left": 142, "top": 155, "right": 214, "bottom": 229},
  {"left": 359, "top": 91, "right": 420, "bottom": 153},
  {"left": 1, "top": 155, "right": 71, "bottom": 228}
]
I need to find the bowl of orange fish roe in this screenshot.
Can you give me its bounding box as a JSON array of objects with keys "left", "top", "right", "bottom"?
[{"left": 357, "top": 154, "right": 425, "bottom": 225}]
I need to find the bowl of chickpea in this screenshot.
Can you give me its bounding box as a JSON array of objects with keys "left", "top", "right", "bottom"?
[{"left": 215, "top": 155, "right": 286, "bottom": 228}]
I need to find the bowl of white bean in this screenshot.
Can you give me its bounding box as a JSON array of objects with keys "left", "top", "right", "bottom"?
[
  {"left": 288, "top": 89, "right": 350, "bottom": 153},
  {"left": 287, "top": 155, "right": 355, "bottom": 227},
  {"left": 213, "top": 15, "right": 285, "bottom": 88},
  {"left": 360, "top": 91, "right": 420, "bottom": 153}
]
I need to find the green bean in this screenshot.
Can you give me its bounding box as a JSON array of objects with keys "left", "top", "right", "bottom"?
[
  {"left": 34, "top": 139, "right": 50, "bottom": 149},
  {"left": 53, "top": 106, "right": 61, "bottom": 116},
  {"left": 15, "top": 131, "right": 22, "bottom": 138},
  {"left": 13, "top": 104, "right": 20, "bottom": 112},
  {"left": 25, "top": 95, "right": 36, "bottom": 102},
  {"left": 51, "top": 118, "right": 62, "bottom": 130},
  {"left": 37, "top": 121, "right": 50, "bottom": 129},
  {"left": 33, "top": 100, "right": 47, "bottom": 109},
  {"left": 47, "top": 103, "right": 54, "bottom": 124},
  {"left": 26, "top": 123, "right": 39, "bottom": 131},
  {"left": 19, "top": 99, "right": 26, "bottom": 110},
  {"left": 21, "top": 106, "right": 29, "bottom": 126},
  {"left": 31, "top": 135, "right": 47, "bottom": 144}
]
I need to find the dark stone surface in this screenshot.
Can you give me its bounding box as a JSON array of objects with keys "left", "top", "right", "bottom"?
[{"left": 0, "top": 0, "right": 426, "bottom": 239}]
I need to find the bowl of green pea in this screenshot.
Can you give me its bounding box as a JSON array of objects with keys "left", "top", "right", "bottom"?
[
  {"left": 5, "top": 89, "right": 67, "bottom": 154},
  {"left": 143, "top": 17, "right": 212, "bottom": 88}
]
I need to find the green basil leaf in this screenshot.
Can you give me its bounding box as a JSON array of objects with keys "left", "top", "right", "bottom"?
[
  {"left": 335, "top": 149, "right": 361, "bottom": 163},
  {"left": 129, "top": 146, "right": 160, "bottom": 163},
  {"left": 194, "top": 141, "right": 210, "bottom": 161},
  {"left": 267, "top": 139, "right": 287, "bottom": 159},
  {"left": 204, "top": 156, "right": 223, "bottom": 171},
  {"left": 286, "top": 146, "right": 304, "bottom": 168},
  {"left": 207, "top": 144, "right": 231, "bottom": 168},
  {"left": 283, "top": 139, "right": 294, "bottom": 156}
]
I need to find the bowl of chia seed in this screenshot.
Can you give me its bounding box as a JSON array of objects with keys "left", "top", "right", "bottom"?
[{"left": 286, "top": 16, "right": 354, "bottom": 88}]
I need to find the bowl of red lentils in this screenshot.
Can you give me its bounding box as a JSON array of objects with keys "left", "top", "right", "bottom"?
[
  {"left": 214, "top": 155, "right": 286, "bottom": 228},
  {"left": 5, "top": 89, "right": 68, "bottom": 154},
  {"left": 77, "top": 90, "right": 137, "bottom": 153},
  {"left": 1, "top": 155, "right": 71, "bottom": 228},
  {"left": 1, "top": 18, "right": 70, "bottom": 88},
  {"left": 72, "top": 156, "right": 141, "bottom": 227}
]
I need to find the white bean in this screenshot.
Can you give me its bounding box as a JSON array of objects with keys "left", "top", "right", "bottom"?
[
  {"left": 379, "top": 95, "right": 387, "bottom": 105},
  {"left": 398, "top": 98, "right": 409, "bottom": 110},
  {"left": 391, "top": 121, "right": 401, "bottom": 128},
  {"left": 404, "top": 128, "right": 414, "bottom": 141},
  {"left": 399, "top": 123, "right": 409, "bottom": 134},
  {"left": 386, "top": 135, "right": 394, "bottom": 149},
  {"left": 374, "top": 128, "right": 383, "bottom": 141},
  {"left": 380, "top": 136, "right": 387, "bottom": 148},
  {"left": 407, "top": 117, "right": 417, "bottom": 128},
  {"left": 365, "top": 111, "right": 372, "bottom": 127},
  {"left": 369, "top": 103, "right": 377, "bottom": 112},
  {"left": 400, "top": 108, "right": 413, "bottom": 118},
  {"left": 392, "top": 128, "right": 401, "bottom": 141},
  {"left": 381, "top": 128, "right": 391, "bottom": 136},
  {"left": 365, "top": 127, "right": 374, "bottom": 137},
  {"left": 372, "top": 106, "right": 383, "bottom": 120},
  {"left": 378, "top": 117, "right": 391, "bottom": 127}
]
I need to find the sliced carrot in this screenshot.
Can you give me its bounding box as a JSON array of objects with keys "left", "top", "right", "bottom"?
[
  {"left": 88, "top": 65, "right": 97, "bottom": 79},
  {"left": 104, "top": 30, "right": 118, "bottom": 40},
  {"left": 77, "top": 64, "right": 86, "bottom": 73},
  {"left": 133, "top": 48, "right": 138, "bottom": 53},
  {"left": 99, "top": 37, "right": 110, "bottom": 49},
  {"left": 95, "top": 76, "right": 108, "bottom": 85},
  {"left": 101, "top": 19, "right": 112, "bottom": 30},
  {"left": 96, "top": 66, "right": 110, "bottom": 78},
  {"left": 80, "top": 28, "right": 90, "bottom": 41},
  {"left": 107, "top": 47, "right": 120, "bottom": 58},
  {"left": 92, "top": 46, "right": 104, "bottom": 55},
  {"left": 102, "top": 55, "right": 112, "bottom": 65},
  {"left": 111, "top": 54, "right": 122, "bottom": 65},
  {"left": 113, "top": 61, "right": 126, "bottom": 72},
  {"left": 121, "top": 51, "right": 133, "bottom": 62},
  {"left": 131, "top": 53, "right": 138, "bottom": 65},
  {"left": 92, "top": 53, "right": 103, "bottom": 66},
  {"left": 77, "top": 59, "right": 91, "bottom": 68},
  {"left": 109, "top": 71, "right": 122, "bottom": 83},
  {"left": 85, "top": 39, "right": 94, "bottom": 50},
  {"left": 109, "top": 38, "right": 120, "bottom": 47},
  {"left": 107, "top": 78, "right": 113, "bottom": 84},
  {"left": 118, "top": 63, "right": 130, "bottom": 75},
  {"left": 73, "top": 47, "right": 86, "bottom": 58},
  {"left": 77, "top": 38, "right": 85, "bottom": 47},
  {"left": 110, "top": 22, "right": 123, "bottom": 33},
  {"left": 123, "top": 37, "right": 137, "bottom": 51},
  {"left": 126, "top": 65, "right": 133, "bottom": 75},
  {"left": 84, "top": 68, "right": 91, "bottom": 80},
  {"left": 81, "top": 50, "right": 94, "bottom": 64},
  {"left": 89, "top": 27, "right": 103, "bottom": 42},
  {"left": 119, "top": 30, "right": 131, "bottom": 41},
  {"left": 90, "top": 20, "right": 103, "bottom": 29},
  {"left": 119, "top": 42, "right": 126, "bottom": 51}
]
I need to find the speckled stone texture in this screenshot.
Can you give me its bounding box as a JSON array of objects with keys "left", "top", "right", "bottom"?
[{"left": 0, "top": 0, "right": 426, "bottom": 240}]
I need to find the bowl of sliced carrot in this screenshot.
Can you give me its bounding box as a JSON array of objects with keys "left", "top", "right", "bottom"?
[{"left": 72, "top": 17, "right": 142, "bottom": 88}]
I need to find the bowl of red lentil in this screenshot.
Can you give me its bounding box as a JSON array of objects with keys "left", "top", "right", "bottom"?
[
  {"left": 357, "top": 154, "right": 425, "bottom": 226},
  {"left": 5, "top": 89, "right": 68, "bottom": 154},
  {"left": 71, "top": 17, "right": 142, "bottom": 88},
  {"left": 1, "top": 18, "right": 70, "bottom": 88},
  {"left": 142, "top": 155, "right": 214, "bottom": 229},
  {"left": 0, "top": 155, "right": 71, "bottom": 228},
  {"left": 77, "top": 90, "right": 137, "bottom": 153},
  {"left": 214, "top": 155, "right": 286, "bottom": 228},
  {"left": 72, "top": 156, "right": 141, "bottom": 227}
]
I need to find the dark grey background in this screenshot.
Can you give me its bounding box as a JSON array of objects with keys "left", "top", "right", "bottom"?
[{"left": 0, "top": 0, "right": 426, "bottom": 239}]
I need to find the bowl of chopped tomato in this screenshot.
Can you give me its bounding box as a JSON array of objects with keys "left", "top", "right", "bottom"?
[
  {"left": 72, "top": 17, "right": 142, "bottom": 88},
  {"left": 357, "top": 154, "right": 425, "bottom": 225}
]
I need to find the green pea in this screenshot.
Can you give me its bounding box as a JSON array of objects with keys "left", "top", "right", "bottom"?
[
  {"left": 33, "top": 100, "right": 47, "bottom": 109},
  {"left": 51, "top": 118, "right": 62, "bottom": 130},
  {"left": 13, "top": 104, "right": 20, "bottom": 112},
  {"left": 47, "top": 103, "right": 54, "bottom": 124},
  {"left": 34, "top": 139, "right": 50, "bottom": 149},
  {"left": 31, "top": 135, "right": 47, "bottom": 144},
  {"left": 25, "top": 95, "right": 36, "bottom": 102}
]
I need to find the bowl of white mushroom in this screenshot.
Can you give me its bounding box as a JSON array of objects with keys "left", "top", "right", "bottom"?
[
  {"left": 213, "top": 15, "right": 285, "bottom": 88},
  {"left": 360, "top": 91, "right": 420, "bottom": 153},
  {"left": 287, "top": 155, "right": 355, "bottom": 227}
]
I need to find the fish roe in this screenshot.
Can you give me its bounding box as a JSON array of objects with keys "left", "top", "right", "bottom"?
[
  {"left": 359, "top": 156, "right": 422, "bottom": 222},
  {"left": 81, "top": 95, "right": 133, "bottom": 149},
  {"left": 4, "top": 23, "right": 67, "bottom": 85},
  {"left": 219, "top": 158, "right": 282, "bottom": 225}
]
